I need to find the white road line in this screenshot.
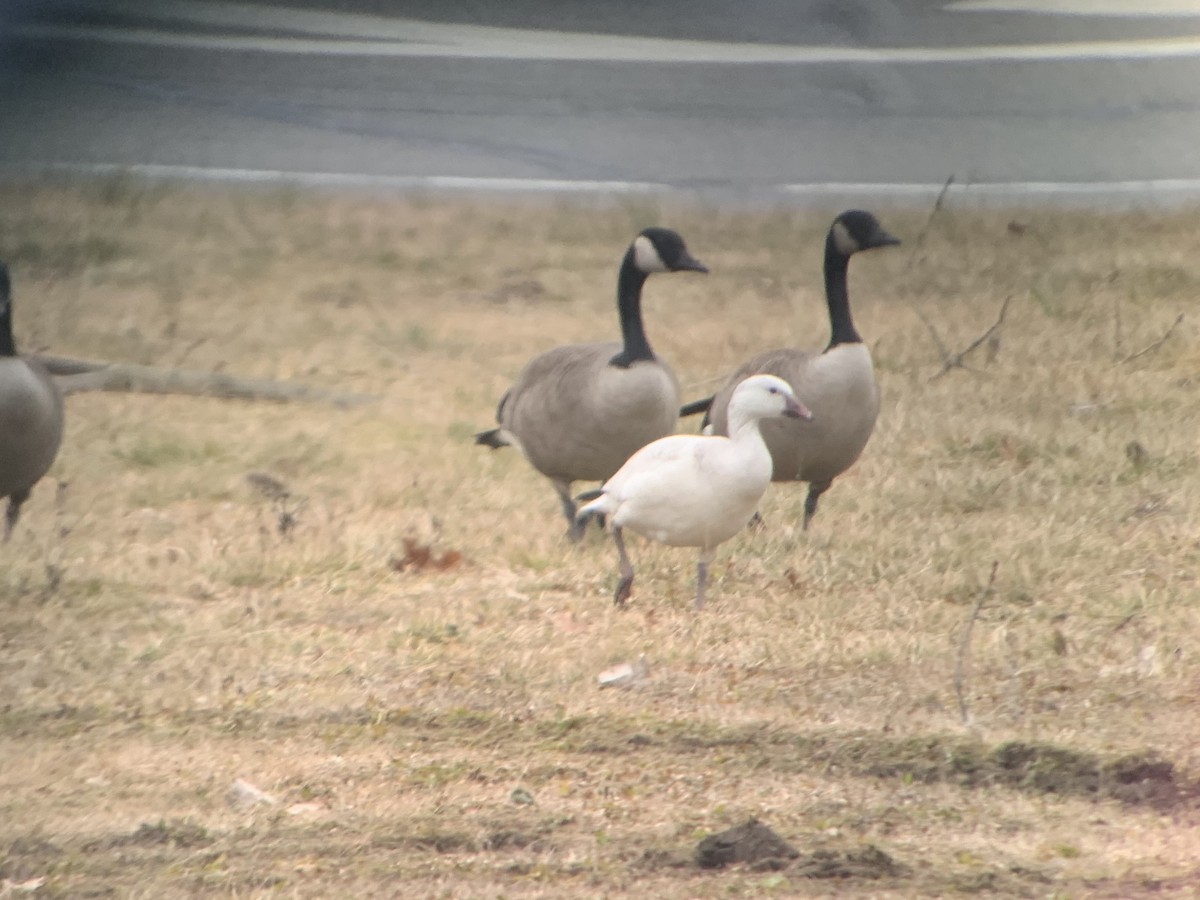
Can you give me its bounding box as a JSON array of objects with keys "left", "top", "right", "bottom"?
[
  {"left": 3, "top": 163, "right": 674, "bottom": 194},
  {"left": 948, "top": 0, "right": 1200, "bottom": 16},
  {"left": 13, "top": 19, "right": 1200, "bottom": 63},
  {"left": 777, "top": 179, "right": 1200, "bottom": 198},
  {"left": 9, "top": 162, "right": 1200, "bottom": 204}
]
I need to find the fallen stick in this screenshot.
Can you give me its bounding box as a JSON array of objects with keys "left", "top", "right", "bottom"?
[
  {"left": 929, "top": 296, "right": 1012, "bottom": 382},
  {"left": 35, "top": 354, "right": 376, "bottom": 409},
  {"left": 904, "top": 175, "right": 957, "bottom": 368},
  {"left": 1118, "top": 313, "right": 1184, "bottom": 365},
  {"left": 953, "top": 560, "right": 999, "bottom": 726}
]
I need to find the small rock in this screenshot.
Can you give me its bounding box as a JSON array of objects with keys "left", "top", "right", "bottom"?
[
  {"left": 509, "top": 787, "right": 535, "bottom": 806},
  {"left": 598, "top": 654, "right": 649, "bottom": 689},
  {"left": 1125, "top": 440, "right": 1150, "bottom": 467},
  {"left": 2, "top": 877, "right": 47, "bottom": 894},
  {"left": 227, "top": 778, "right": 276, "bottom": 809}
]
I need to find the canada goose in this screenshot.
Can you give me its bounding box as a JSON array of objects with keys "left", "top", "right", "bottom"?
[
  {"left": 476, "top": 227, "right": 708, "bottom": 541},
  {"left": 576, "top": 374, "right": 812, "bottom": 609},
  {"left": 681, "top": 210, "right": 899, "bottom": 530},
  {"left": 0, "top": 262, "right": 64, "bottom": 540}
]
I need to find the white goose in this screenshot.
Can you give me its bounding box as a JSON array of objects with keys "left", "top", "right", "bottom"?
[{"left": 576, "top": 374, "right": 811, "bottom": 609}]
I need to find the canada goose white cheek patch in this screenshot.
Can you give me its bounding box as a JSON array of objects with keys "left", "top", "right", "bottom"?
[
  {"left": 632, "top": 235, "right": 669, "bottom": 273},
  {"left": 831, "top": 221, "right": 860, "bottom": 256}
]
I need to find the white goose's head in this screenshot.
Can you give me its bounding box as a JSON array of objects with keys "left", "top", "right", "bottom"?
[{"left": 729, "top": 374, "right": 813, "bottom": 423}]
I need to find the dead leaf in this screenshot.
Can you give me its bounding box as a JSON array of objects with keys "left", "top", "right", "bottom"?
[{"left": 390, "top": 537, "right": 464, "bottom": 573}]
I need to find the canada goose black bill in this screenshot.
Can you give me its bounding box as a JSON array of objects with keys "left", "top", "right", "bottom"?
[
  {"left": 475, "top": 227, "right": 708, "bottom": 542},
  {"left": 0, "top": 262, "right": 65, "bottom": 540},
  {"left": 682, "top": 210, "right": 899, "bottom": 530}
]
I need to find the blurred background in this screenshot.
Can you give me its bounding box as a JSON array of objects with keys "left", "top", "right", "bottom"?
[{"left": 2, "top": 0, "right": 1200, "bottom": 205}]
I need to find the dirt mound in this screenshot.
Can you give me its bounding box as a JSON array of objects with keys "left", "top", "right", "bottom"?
[
  {"left": 696, "top": 818, "right": 799, "bottom": 869},
  {"left": 696, "top": 818, "right": 905, "bottom": 880}
]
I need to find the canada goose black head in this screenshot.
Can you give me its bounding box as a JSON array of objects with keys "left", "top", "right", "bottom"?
[
  {"left": 824, "top": 210, "right": 900, "bottom": 349},
  {"left": 829, "top": 210, "right": 901, "bottom": 259},
  {"left": 610, "top": 228, "right": 708, "bottom": 370},
  {"left": 631, "top": 227, "right": 709, "bottom": 275}
]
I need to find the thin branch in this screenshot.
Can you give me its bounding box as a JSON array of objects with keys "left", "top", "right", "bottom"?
[
  {"left": 929, "top": 296, "right": 1012, "bottom": 382},
  {"left": 1118, "top": 313, "right": 1184, "bottom": 365},
  {"left": 907, "top": 174, "right": 956, "bottom": 268},
  {"left": 35, "top": 354, "right": 377, "bottom": 409},
  {"left": 1112, "top": 296, "right": 1123, "bottom": 362},
  {"left": 953, "top": 560, "right": 999, "bottom": 726},
  {"left": 904, "top": 175, "right": 956, "bottom": 364}
]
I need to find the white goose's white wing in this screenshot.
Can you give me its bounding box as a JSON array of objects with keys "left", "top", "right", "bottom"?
[{"left": 604, "top": 434, "right": 765, "bottom": 549}]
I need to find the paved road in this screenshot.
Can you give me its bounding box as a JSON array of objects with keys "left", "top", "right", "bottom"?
[{"left": 3, "top": 0, "right": 1200, "bottom": 204}]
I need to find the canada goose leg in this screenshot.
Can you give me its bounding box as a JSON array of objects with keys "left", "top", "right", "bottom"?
[
  {"left": 694, "top": 549, "right": 711, "bottom": 610},
  {"left": 803, "top": 481, "right": 830, "bottom": 531},
  {"left": 613, "top": 526, "right": 634, "bottom": 607},
  {"left": 4, "top": 492, "right": 26, "bottom": 542},
  {"left": 553, "top": 480, "right": 584, "bottom": 542}
]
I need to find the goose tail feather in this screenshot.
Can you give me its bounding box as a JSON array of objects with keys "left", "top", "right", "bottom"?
[
  {"left": 679, "top": 396, "right": 713, "bottom": 418},
  {"left": 575, "top": 490, "right": 613, "bottom": 529},
  {"left": 474, "top": 428, "right": 508, "bottom": 449}
]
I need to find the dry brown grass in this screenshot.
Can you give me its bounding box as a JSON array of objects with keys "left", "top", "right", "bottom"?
[{"left": 2, "top": 177, "right": 1199, "bottom": 897}]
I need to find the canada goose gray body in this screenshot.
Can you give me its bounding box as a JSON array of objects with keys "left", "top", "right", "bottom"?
[
  {"left": 711, "top": 342, "right": 879, "bottom": 489},
  {"left": 0, "top": 263, "right": 64, "bottom": 539},
  {"left": 476, "top": 227, "right": 707, "bottom": 541},
  {"left": 695, "top": 210, "right": 899, "bottom": 529}
]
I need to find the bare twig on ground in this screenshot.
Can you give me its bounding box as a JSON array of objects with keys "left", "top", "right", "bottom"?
[
  {"left": 929, "top": 296, "right": 1012, "bottom": 382},
  {"left": 907, "top": 174, "right": 956, "bottom": 268},
  {"left": 1113, "top": 296, "right": 1124, "bottom": 362},
  {"left": 904, "top": 176, "right": 957, "bottom": 366},
  {"left": 1118, "top": 313, "right": 1184, "bottom": 365},
  {"left": 953, "top": 560, "right": 999, "bottom": 726},
  {"left": 36, "top": 354, "right": 376, "bottom": 408}
]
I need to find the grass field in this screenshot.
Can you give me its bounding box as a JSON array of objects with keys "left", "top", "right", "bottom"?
[{"left": 1, "top": 177, "right": 1198, "bottom": 897}]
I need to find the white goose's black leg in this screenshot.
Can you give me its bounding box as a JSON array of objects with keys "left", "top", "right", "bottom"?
[
  {"left": 694, "top": 549, "right": 711, "bottom": 610},
  {"left": 613, "top": 526, "right": 634, "bottom": 606}
]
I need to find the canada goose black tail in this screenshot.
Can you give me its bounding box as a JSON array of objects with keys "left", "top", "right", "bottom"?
[
  {"left": 474, "top": 428, "right": 508, "bottom": 449},
  {"left": 679, "top": 396, "right": 713, "bottom": 418}
]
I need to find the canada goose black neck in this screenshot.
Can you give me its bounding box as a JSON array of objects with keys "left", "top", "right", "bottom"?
[
  {"left": 823, "top": 233, "right": 861, "bottom": 349},
  {"left": 609, "top": 247, "right": 654, "bottom": 368},
  {"left": 0, "top": 265, "right": 15, "bottom": 358}
]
